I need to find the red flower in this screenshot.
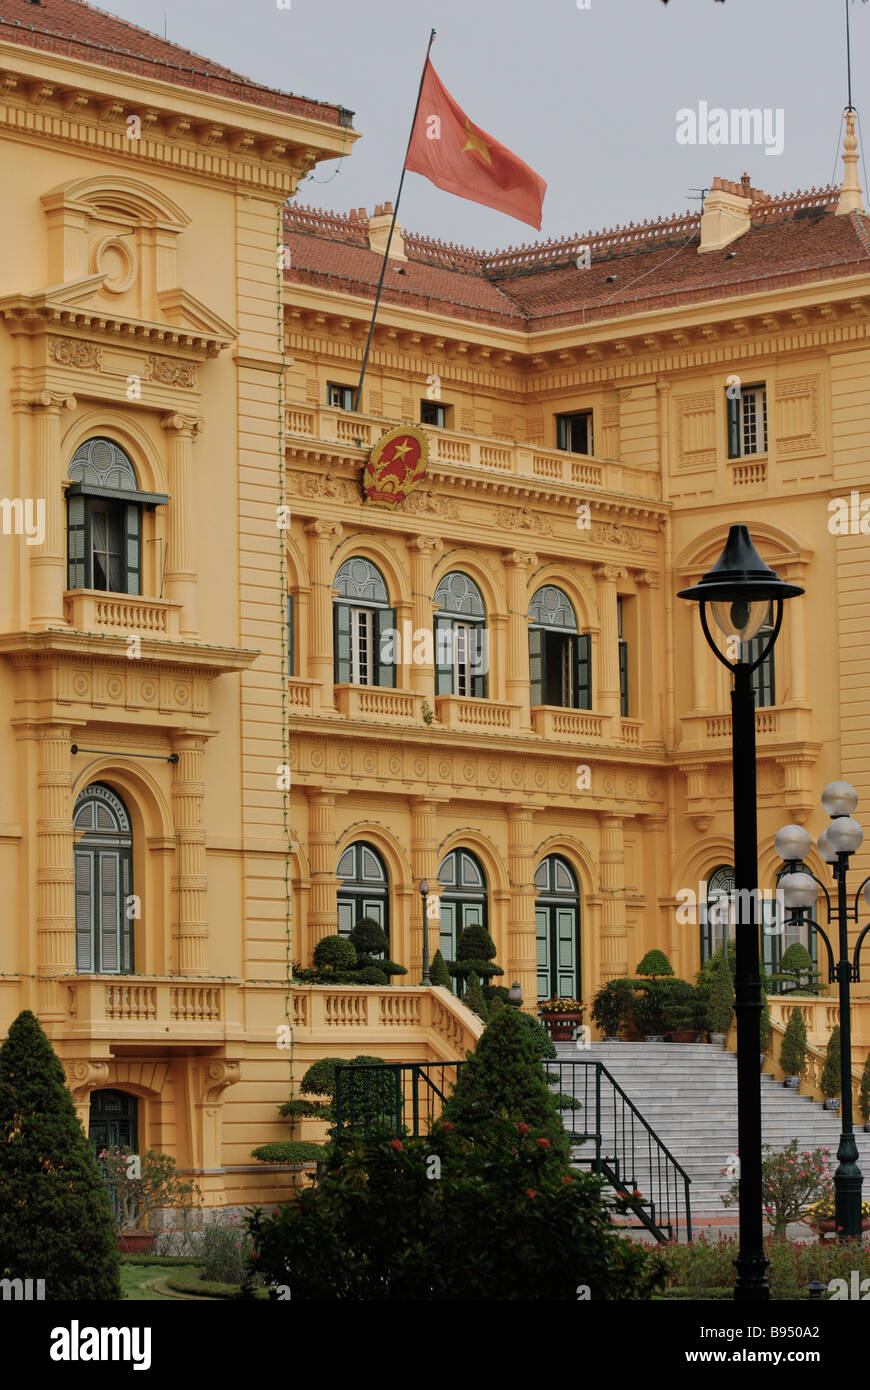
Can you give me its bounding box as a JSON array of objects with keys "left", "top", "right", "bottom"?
[
  {"left": 517, "top": 1123, "right": 530, "bottom": 1135},
  {"left": 536, "top": 1138, "right": 551, "bottom": 1149},
  {"left": 562, "top": 1175, "right": 574, "bottom": 1185},
  {"left": 389, "top": 1139, "right": 403, "bottom": 1151},
  {"left": 440, "top": 1122, "right": 454, "bottom": 1131},
  {"left": 526, "top": 1188, "right": 537, "bottom": 1199}
]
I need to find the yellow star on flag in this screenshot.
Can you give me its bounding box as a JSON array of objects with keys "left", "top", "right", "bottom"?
[
  {"left": 390, "top": 438, "right": 412, "bottom": 460},
  {"left": 461, "top": 119, "right": 492, "bottom": 166}
]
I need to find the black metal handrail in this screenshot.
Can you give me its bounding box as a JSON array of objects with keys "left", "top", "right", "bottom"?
[{"left": 334, "top": 1057, "right": 691, "bottom": 1243}]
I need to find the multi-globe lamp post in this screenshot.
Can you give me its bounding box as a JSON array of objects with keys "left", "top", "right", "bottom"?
[
  {"left": 678, "top": 524, "right": 804, "bottom": 1302},
  {"left": 776, "top": 783, "right": 868, "bottom": 1241}
]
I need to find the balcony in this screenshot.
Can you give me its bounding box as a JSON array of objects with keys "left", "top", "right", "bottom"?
[
  {"left": 290, "top": 984, "right": 483, "bottom": 1063},
  {"left": 680, "top": 704, "right": 814, "bottom": 749},
  {"left": 334, "top": 684, "right": 424, "bottom": 723},
  {"left": 284, "top": 404, "right": 659, "bottom": 499},
  {"left": 434, "top": 695, "right": 517, "bottom": 733},
  {"left": 64, "top": 590, "right": 182, "bottom": 640},
  {"left": 531, "top": 706, "right": 607, "bottom": 741},
  {"left": 62, "top": 975, "right": 243, "bottom": 1045}
]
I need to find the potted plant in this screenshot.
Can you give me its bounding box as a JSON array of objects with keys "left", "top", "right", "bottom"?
[
  {"left": 805, "top": 1192, "right": 870, "bottom": 1240},
  {"left": 821, "top": 1025, "right": 841, "bottom": 1110},
  {"left": 632, "top": 984, "right": 667, "bottom": 1041},
  {"left": 860, "top": 1053, "right": 870, "bottom": 1132},
  {"left": 661, "top": 980, "right": 702, "bottom": 1042},
  {"left": 538, "top": 997, "right": 584, "bottom": 1042},
  {"left": 590, "top": 980, "right": 632, "bottom": 1041},
  {"left": 770, "top": 942, "right": 820, "bottom": 996},
  {"left": 706, "top": 951, "right": 734, "bottom": 1044},
  {"left": 779, "top": 1006, "right": 807, "bottom": 1089},
  {"left": 635, "top": 949, "right": 675, "bottom": 979},
  {"left": 99, "top": 1146, "right": 200, "bottom": 1253}
]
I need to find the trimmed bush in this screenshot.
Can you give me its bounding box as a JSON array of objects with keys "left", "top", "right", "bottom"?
[
  {"left": 463, "top": 970, "right": 487, "bottom": 1021},
  {"left": 707, "top": 951, "right": 735, "bottom": 1034},
  {"left": 430, "top": 950, "right": 452, "bottom": 989},
  {"left": 0, "top": 1010, "right": 121, "bottom": 1300},
  {"left": 780, "top": 1007, "right": 808, "bottom": 1077},
  {"left": 590, "top": 980, "right": 633, "bottom": 1038},
  {"left": 774, "top": 943, "right": 819, "bottom": 995},
  {"left": 278, "top": 1098, "right": 328, "bottom": 1120},
  {"left": 349, "top": 917, "right": 389, "bottom": 957},
  {"left": 300, "top": 1058, "right": 337, "bottom": 1097},
  {"left": 635, "top": 949, "right": 674, "bottom": 978},
  {"left": 821, "top": 1025, "right": 841, "bottom": 1098},
  {"left": 449, "top": 922, "right": 504, "bottom": 992},
  {"left": 251, "top": 1142, "right": 325, "bottom": 1165},
  {"left": 355, "top": 965, "right": 389, "bottom": 985},
  {"left": 312, "top": 935, "right": 357, "bottom": 973}
]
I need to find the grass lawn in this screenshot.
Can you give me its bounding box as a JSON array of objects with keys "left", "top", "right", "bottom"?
[{"left": 121, "top": 1261, "right": 193, "bottom": 1300}]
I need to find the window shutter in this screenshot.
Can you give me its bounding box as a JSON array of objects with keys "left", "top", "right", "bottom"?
[
  {"left": 576, "top": 633, "right": 592, "bottom": 710},
  {"left": 99, "top": 853, "right": 120, "bottom": 973},
  {"left": 67, "top": 494, "right": 87, "bottom": 590},
  {"left": 727, "top": 393, "right": 741, "bottom": 458},
  {"left": 125, "top": 504, "right": 141, "bottom": 595},
  {"left": 529, "top": 626, "right": 545, "bottom": 706},
  {"left": 75, "top": 851, "right": 93, "bottom": 972},
  {"left": 375, "top": 606, "right": 397, "bottom": 688},
  {"left": 471, "top": 624, "right": 488, "bottom": 699},
  {"left": 435, "top": 615, "right": 454, "bottom": 695},
  {"left": 618, "top": 637, "right": 628, "bottom": 716},
  {"left": 120, "top": 854, "right": 134, "bottom": 973},
  {"left": 333, "top": 603, "right": 352, "bottom": 684},
  {"left": 287, "top": 593, "right": 295, "bottom": 678}
]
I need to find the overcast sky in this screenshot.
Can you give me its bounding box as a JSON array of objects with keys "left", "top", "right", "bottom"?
[{"left": 99, "top": 0, "right": 866, "bottom": 250}]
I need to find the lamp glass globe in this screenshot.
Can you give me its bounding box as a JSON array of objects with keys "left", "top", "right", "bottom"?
[
  {"left": 826, "top": 816, "right": 863, "bottom": 855},
  {"left": 821, "top": 781, "right": 858, "bottom": 817},
  {"left": 774, "top": 824, "right": 812, "bottom": 862},
  {"left": 779, "top": 871, "right": 818, "bottom": 909},
  {"left": 709, "top": 597, "right": 770, "bottom": 644}
]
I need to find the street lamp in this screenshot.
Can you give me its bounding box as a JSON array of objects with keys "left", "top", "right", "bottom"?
[
  {"left": 508, "top": 981, "right": 523, "bottom": 1008},
  {"left": 776, "top": 781, "right": 868, "bottom": 1241},
  {"left": 679, "top": 524, "right": 804, "bottom": 1302},
  {"left": 419, "top": 879, "right": 431, "bottom": 987}
]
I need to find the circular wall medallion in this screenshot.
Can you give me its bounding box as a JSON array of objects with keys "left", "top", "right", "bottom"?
[
  {"left": 338, "top": 753, "right": 350, "bottom": 771},
  {"left": 140, "top": 681, "right": 157, "bottom": 702},
  {"left": 603, "top": 776, "right": 615, "bottom": 794},
  {"left": 310, "top": 750, "right": 324, "bottom": 768},
  {"left": 413, "top": 759, "right": 426, "bottom": 778},
  {"left": 438, "top": 760, "right": 451, "bottom": 781},
  {"left": 364, "top": 755, "right": 376, "bottom": 774},
  {"left": 535, "top": 770, "right": 545, "bottom": 788},
  {"left": 173, "top": 683, "right": 189, "bottom": 706},
  {"left": 647, "top": 780, "right": 660, "bottom": 799},
  {"left": 511, "top": 768, "right": 523, "bottom": 786},
  {"left": 487, "top": 765, "right": 498, "bottom": 783},
  {"left": 388, "top": 756, "right": 401, "bottom": 775},
  {"left": 625, "top": 778, "right": 636, "bottom": 796},
  {"left": 463, "top": 762, "right": 476, "bottom": 781},
  {"left": 73, "top": 675, "right": 89, "bottom": 696},
  {"left": 91, "top": 235, "right": 138, "bottom": 294},
  {"left": 106, "top": 677, "right": 123, "bottom": 699},
  {"left": 558, "top": 772, "right": 569, "bottom": 790}
]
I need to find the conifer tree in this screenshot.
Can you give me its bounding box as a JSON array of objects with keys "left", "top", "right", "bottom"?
[
  {"left": 821, "top": 1025, "right": 841, "bottom": 1098},
  {"left": 429, "top": 949, "right": 452, "bottom": 989},
  {"left": 707, "top": 950, "right": 735, "bottom": 1034},
  {"left": 462, "top": 970, "right": 487, "bottom": 1021},
  {"left": 0, "top": 1011, "right": 121, "bottom": 1300},
  {"left": 779, "top": 1006, "right": 808, "bottom": 1077}
]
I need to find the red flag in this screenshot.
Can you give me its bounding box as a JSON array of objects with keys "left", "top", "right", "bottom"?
[{"left": 404, "top": 59, "right": 546, "bottom": 230}]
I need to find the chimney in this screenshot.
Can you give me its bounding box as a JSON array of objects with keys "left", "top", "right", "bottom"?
[
  {"left": 367, "top": 201, "right": 407, "bottom": 261},
  {"left": 836, "top": 111, "right": 865, "bottom": 216},
  {"left": 698, "top": 175, "right": 758, "bottom": 253}
]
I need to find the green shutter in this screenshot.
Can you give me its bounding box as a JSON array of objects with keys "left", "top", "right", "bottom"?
[
  {"left": 576, "top": 633, "right": 592, "bottom": 710},
  {"left": 121, "top": 854, "right": 134, "bottom": 974},
  {"left": 125, "top": 504, "right": 140, "bottom": 595},
  {"left": 435, "top": 615, "right": 454, "bottom": 695},
  {"left": 618, "top": 637, "right": 628, "bottom": 716},
  {"left": 727, "top": 393, "right": 741, "bottom": 458},
  {"left": 375, "top": 606, "right": 397, "bottom": 687},
  {"left": 75, "top": 850, "right": 93, "bottom": 972},
  {"left": 529, "top": 626, "right": 545, "bottom": 706},
  {"left": 287, "top": 593, "right": 295, "bottom": 678},
  {"left": 99, "top": 852, "right": 120, "bottom": 973},
  {"left": 334, "top": 603, "right": 352, "bottom": 684},
  {"left": 67, "top": 493, "right": 88, "bottom": 590},
  {"left": 471, "top": 624, "right": 487, "bottom": 699}
]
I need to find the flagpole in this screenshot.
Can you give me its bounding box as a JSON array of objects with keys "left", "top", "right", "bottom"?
[{"left": 353, "top": 28, "right": 436, "bottom": 414}]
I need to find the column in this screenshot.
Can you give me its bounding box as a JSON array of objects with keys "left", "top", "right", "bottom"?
[
  {"left": 507, "top": 805, "right": 538, "bottom": 1008},
  {"left": 36, "top": 724, "right": 76, "bottom": 1018},
  {"left": 410, "top": 797, "right": 441, "bottom": 982},
  {"left": 599, "top": 814, "right": 628, "bottom": 982},
  {"left": 408, "top": 535, "right": 443, "bottom": 703},
  {"left": 503, "top": 551, "right": 537, "bottom": 731},
  {"left": 161, "top": 414, "right": 204, "bottom": 636},
  {"left": 593, "top": 565, "right": 627, "bottom": 722},
  {"left": 30, "top": 392, "right": 76, "bottom": 625},
  {"left": 171, "top": 734, "right": 208, "bottom": 975},
  {"left": 307, "top": 790, "right": 338, "bottom": 954},
  {"left": 304, "top": 520, "right": 343, "bottom": 711}
]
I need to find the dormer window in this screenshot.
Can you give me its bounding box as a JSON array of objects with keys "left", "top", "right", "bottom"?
[{"left": 66, "top": 438, "right": 167, "bottom": 596}]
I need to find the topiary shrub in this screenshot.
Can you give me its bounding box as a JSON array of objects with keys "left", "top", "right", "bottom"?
[
  {"left": 707, "top": 951, "right": 735, "bottom": 1034},
  {"left": 636, "top": 949, "right": 674, "bottom": 978},
  {"left": 821, "top": 1025, "right": 841, "bottom": 1098},
  {"left": 773, "top": 943, "right": 819, "bottom": 995},
  {"left": 779, "top": 1006, "right": 808, "bottom": 1077},
  {"left": 300, "top": 1058, "right": 338, "bottom": 1098},
  {"left": 449, "top": 922, "right": 504, "bottom": 994},
  {"left": 355, "top": 965, "right": 389, "bottom": 985},
  {"left": 312, "top": 935, "right": 358, "bottom": 974},
  {"left": 430, "top": 949, "right": 452, "bottom": 989},
  {"left": 251, "top": 1142, "right": 325, "bottom": 1165},
  {"left": 0, "top": 1010, "right": 121, "bottom": 1300},
  {"left": 462, "top": 971, "right": 487, "bottom": 1021},
  {"left": 278, "top": 1098, "right": 328, "bottom": 1120},
  {"left": 349, "top": 917, "right": 389, "bottom": 957}
]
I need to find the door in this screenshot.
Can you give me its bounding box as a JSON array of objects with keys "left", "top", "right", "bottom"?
[
  {"left": 89, "top": 1089, "right": 139, "bottom": 1154},
  {"left": 534, "top": 855, "right": 581, "bottom": 1000}
]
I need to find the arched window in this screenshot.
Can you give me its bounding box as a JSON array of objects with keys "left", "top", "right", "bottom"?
[
  {"left": 333, "top": 557, "right": 395, "bottom": 687},
  {"left": 89, "top": 1089, "right": 139, "bottom": 1155},
  {"left": 336, "top": 841, "right": 389, "bottom": 942},
  {"left": 528, "top": 586, "right": 591, "bottom": 709},
  {"left": 73, "top": 782, "right": 134, "bottom": 974},
  {"left": 434, "top": 572, "right": 487, "bottom": 698},
  {"left": 436, "top": 849, "right": 487, "bottom": 985},
  {"left": 534, "top": 855, "right": 580, "bottom": 1000},
  {"left": 702, "top": 864, "right": 735, "bottom": 963},
  {"left": 66, "top": 437, "right": 166, "bottom": 595}
]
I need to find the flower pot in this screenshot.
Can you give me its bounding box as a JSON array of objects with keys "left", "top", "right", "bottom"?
[
  {"left": 783, "top": 1075, "right": 801, "bottom": 1089},
  {"left": 668, "top": 1031, "right": 699, "bottom": 1043},
  {"left": 710, "top": 1032, "right": 727, "bottom": 1046},
  {"left": 823, "top": 1097, "right": 841, "bottom": 1111},
  {"left": 117, "top": 1231, "right": 156, "bottom": 1255},
  {"left": 812, "top": 1216, "right": 870, "bottom": 1242},
  {"left": 540, "top": 1011, "right": 584, "bottom": 1042},
  {"left": 643, "top": 1034, "right": 665, "bottom": 1042}
]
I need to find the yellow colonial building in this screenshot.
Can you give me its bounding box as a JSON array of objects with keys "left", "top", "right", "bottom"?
[{"left": 1, "top": 0, "right": 870, "bottom": 1208}]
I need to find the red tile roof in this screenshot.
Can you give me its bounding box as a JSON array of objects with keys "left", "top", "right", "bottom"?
[
  {"left": 284, "top": 185, "right": 870, "bottom": 331},
  {"left": 0, "top": 0, "right": 351, "bottom": 125}
]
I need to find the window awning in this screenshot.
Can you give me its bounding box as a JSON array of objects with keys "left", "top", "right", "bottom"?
[{"left": 66, "top": 483, "right": 169, "bottom": 508}]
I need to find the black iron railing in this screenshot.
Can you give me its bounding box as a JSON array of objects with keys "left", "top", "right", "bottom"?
[{"left": 333, "top": 1057, "right": 691, "bottom": 1243}]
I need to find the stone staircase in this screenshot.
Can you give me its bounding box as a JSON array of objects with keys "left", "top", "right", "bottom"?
[{"left": 553, "top": 1040, "right": 870, "bottom": 1217}]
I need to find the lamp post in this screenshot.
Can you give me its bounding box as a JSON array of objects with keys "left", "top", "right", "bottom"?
[
  {"left": 420, "top": 880, "right": 431, "bottom": 986},
  {"left": 776, "top": 784, "right": 867, "bottom": 1241},
  {"left": 508, "top": 981, "right": 523, "bottom": 1009},
  {"left": 678, "top": 524, "right": 804, "bottom": 1301}
]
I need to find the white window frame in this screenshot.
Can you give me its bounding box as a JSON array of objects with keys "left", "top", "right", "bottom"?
[
  {"left": 739, "top": 386, "right": 767, "bottom": 457},
  {"left": 350, "top": 606, "right": 374, "bottom": 685}
]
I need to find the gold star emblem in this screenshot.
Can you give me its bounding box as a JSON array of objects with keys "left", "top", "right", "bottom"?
[
  {"left": 390, "top": 438, "right": 412, "bottom": 461},
  {"left": 462, "top": 119, "right": 492, "bottom": 166}
]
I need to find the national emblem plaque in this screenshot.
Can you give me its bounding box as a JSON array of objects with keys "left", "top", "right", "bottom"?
[{"left": 362, "top": 424, "right": 429, "bottom": 508}]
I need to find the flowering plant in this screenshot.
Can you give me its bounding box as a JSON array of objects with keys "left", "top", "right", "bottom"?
[
  {"left": 720, "top": 1139, "right": 832, "bottom": 1238},
  {"left": 539, "top": 998, "right": 584, "bottom": 1015},
  {"left": 805, "top": 1192, "right": 870, "bottom": 1222}
]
